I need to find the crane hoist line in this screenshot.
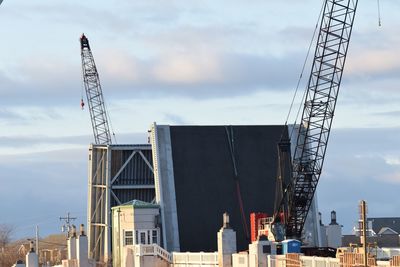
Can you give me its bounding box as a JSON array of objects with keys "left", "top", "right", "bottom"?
[{"left": 80, "top": 34, "right": 113, "bottom": 145}]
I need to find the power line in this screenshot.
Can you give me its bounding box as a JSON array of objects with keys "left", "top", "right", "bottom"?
[{"left": 59, "top": 212, "right": 77, "bottom": 237}]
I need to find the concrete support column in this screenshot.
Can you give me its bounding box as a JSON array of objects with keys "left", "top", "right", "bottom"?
[
  {"left": 217, "top": 213, "right": 237, "bottom": 267},
  {"left": 77, "top": 224, "right": 89, "bottom": 267},
  {"left": 26, "top": 241, "right": 39, "bottom": 267},
  {"left": 68, "top": 226, "right": 77, "bottom": 260}
]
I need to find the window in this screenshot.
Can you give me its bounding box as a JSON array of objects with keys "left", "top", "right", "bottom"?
[
  {"left": 140, "top": 231, "right": 146, "bottom": 244},
  {"left": 124, "top": 231, "right": 133, "bottom": 246},
  {"left": 135, "top": 230, "right": 139, "bottom": 244},
  {"left": 152, "top": 230, "right": 158, "bottom": 244},
  {"left": 263, "top": 245, "right": 271, "bottom": 254}
]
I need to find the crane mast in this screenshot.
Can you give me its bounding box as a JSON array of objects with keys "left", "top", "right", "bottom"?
[
  {"left": 80, "top": 34, "right": 112, "bottom": 145},
  {"left": 283, "top": 0, "right": 358, "bottom": 239}
]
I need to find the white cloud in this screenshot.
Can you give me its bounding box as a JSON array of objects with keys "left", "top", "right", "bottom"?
[
  {"left": 347, "top": 49, "right": 400, "bottom": 76},
  {"left": 383, "top": 155, "right": 400, "bottom": 166},
  {"left": 153, "top": 50, "right": 222, "bottom": 84},
  {"left": 98, "top": 50, "right": 140, "bottom": 82}
]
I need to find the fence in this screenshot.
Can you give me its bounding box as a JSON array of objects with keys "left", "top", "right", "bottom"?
[{"left": 172, "top": 251, "right": 218, "bottom": 267}]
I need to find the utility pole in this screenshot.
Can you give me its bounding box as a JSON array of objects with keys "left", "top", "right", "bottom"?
[
  {"left": 359, "top": 200, "right": 368, "bottom": 267},
  {"left": 60, "top": 212, "right": 77, "bottom": 237},
  {"left": 35, "top": 226, "right": 39, "bottom": 255}
]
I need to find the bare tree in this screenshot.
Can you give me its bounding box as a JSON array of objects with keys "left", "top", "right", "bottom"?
[
  {"left": 1, "top": 224, "right": 15, "bottom": 267},
  {"left": 0, "top": 224, "right": 13, "bottom": 247}
]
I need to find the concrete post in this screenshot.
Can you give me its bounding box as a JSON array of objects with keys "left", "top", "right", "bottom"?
[
  {"left": 217, "top": 212, "right": 237, "bottom": 267},
  {"left": 68, "top": 225, "right": 77, "bottom": 260},
  {"left": 77, "top": 224, "right": 89, "bottom": 267},
  {"left": 26, "top": 241, "right": 39, "bottom": 267}
]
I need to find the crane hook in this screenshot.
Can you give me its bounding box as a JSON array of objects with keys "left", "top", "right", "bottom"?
[{"left": 80, "top": 99, "right": 85, "bottom": 110}]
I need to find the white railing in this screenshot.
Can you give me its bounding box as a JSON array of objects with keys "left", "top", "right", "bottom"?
[
  {"left": 134, "top": 244, "right": 172, "bottom": 263},
  {"left": 172, "top": 251, "right": 218, "bottom": 266},
  {"left": 268, "top": 254, "right": 396, "bottom": 267},
  {"left": 301, "top": 256, "right": 340, "bottom": 267},
  {"left": 266, "top": 255, "right": 341, "bottom": 267}
]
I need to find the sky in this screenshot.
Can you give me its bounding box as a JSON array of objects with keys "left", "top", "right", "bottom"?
[{"left": 0, "top": 0, "right": 399, "bottom": 240}]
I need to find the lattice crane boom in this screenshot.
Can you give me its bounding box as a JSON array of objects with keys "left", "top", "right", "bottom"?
[
  {"left": 283, "top": 0, "right": 359, "bottom": 239},
  {"left": 80, "top": 34, "right": 112, "bottom": 145}
]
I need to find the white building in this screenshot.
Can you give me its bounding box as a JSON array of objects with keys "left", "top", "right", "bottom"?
[{"left": 112, "top": 200, "right": 162, "bottom": 267}]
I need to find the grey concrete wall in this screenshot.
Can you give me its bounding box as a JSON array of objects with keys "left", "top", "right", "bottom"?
[{"left": 151, "top": 124, "right": 180, "bottom": 252}]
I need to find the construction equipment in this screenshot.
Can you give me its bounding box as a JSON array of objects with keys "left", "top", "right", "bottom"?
[
  {"left": 272, "top": 0, "right": 359, "bottom": 241},
  {"left": 80, "top": 34, "right": 113, "bottom": 145}
]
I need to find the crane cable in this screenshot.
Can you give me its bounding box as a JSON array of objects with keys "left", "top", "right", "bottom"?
[
  {"left": 286, "top": 1, "right": 326, "bottom": 141},
  {"left": 225, "top": 126, "right": 250, "bottom": 240},
  {"left": 80, "top": 79, "right": 85, "bottom": 110},
  {"left": 104, "top": 100, "right": 118, "bottom": 144}
]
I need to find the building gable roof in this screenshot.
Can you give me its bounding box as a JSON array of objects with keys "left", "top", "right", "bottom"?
[
  {"left": 368, "top": 217, "right": 400, "bottom": 235},
  {"left": 378, "top": 227, "right": 399, "bottom": 235}
]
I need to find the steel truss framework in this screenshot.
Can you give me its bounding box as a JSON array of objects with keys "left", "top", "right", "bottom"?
[
  {"left": 285, "top": 0, "right": 358, "bottom": 238},
  {"left": 80, "top": 34, "right": 112, "bottom": 145},
  {"left": 88, "top": 144, "right": 155, "bottom": 262}
]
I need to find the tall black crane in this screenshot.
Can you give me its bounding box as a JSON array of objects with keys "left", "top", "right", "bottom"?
[
  {"left": 80, "top": 34, "right": 113, "bottom": 145},
  {"left": 276, "top": 0, "right": 359, "bottom": 240}
]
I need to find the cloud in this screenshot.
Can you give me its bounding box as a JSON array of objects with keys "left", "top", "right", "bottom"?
[
  {"left": 5, "top": 0, "right": 398, "bottom": 110},
  {"left": 153, "top": 51, "right": 222, "bottom": 84},
  {"left": 347, "top": 49, "right": 400, "bottom": 77},
  {"left": 372, "top": 110, "right": 400, "bottom": 118},
  {"left": 0, "top": 109, "right": 29, "bottom": 121},
  {"left": 4, "top": 2, "right": 131, "bottom": 32},
  {"left": 162, "top": 113, "right": 187, "bottom": 125},
  {"left": 98, "top": 49, "right": 304, "bottom": 99},
  {"left": 0, "top": 131, "right": 147, "bottom": 152},
  {"left": 0, "top": 32, "right": 309, "bottom": 107},
  {"left": 383, "top": 155, "right": 400, "bottom": 166},
  {"left": 0, "top": 0, "right": 323, "bottom": 106},
  {"left": 0, "top": 107, "right": 64, "bottom": 125},
  {"left": 0, "top": 135, "right": 88, "bottom": 150}
]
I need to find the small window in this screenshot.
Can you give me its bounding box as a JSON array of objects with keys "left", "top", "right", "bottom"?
[
  {"left": 148, "top": 230, "right": 151, "bottom": 244},
  {"left": 124, "top": 231, "right": 133, "bottom": 246},
  {"left": 140, "top": 232, "right": 146, "bottom": 244},
  {"left": 152, "top": 230, "right": 158, "bottom": 244},
  {"left": 135, "top": 230, "right": 139, "bottom": 244},
  {"left": 263, "top": 245, "right": 271, "bottom": 254}
]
